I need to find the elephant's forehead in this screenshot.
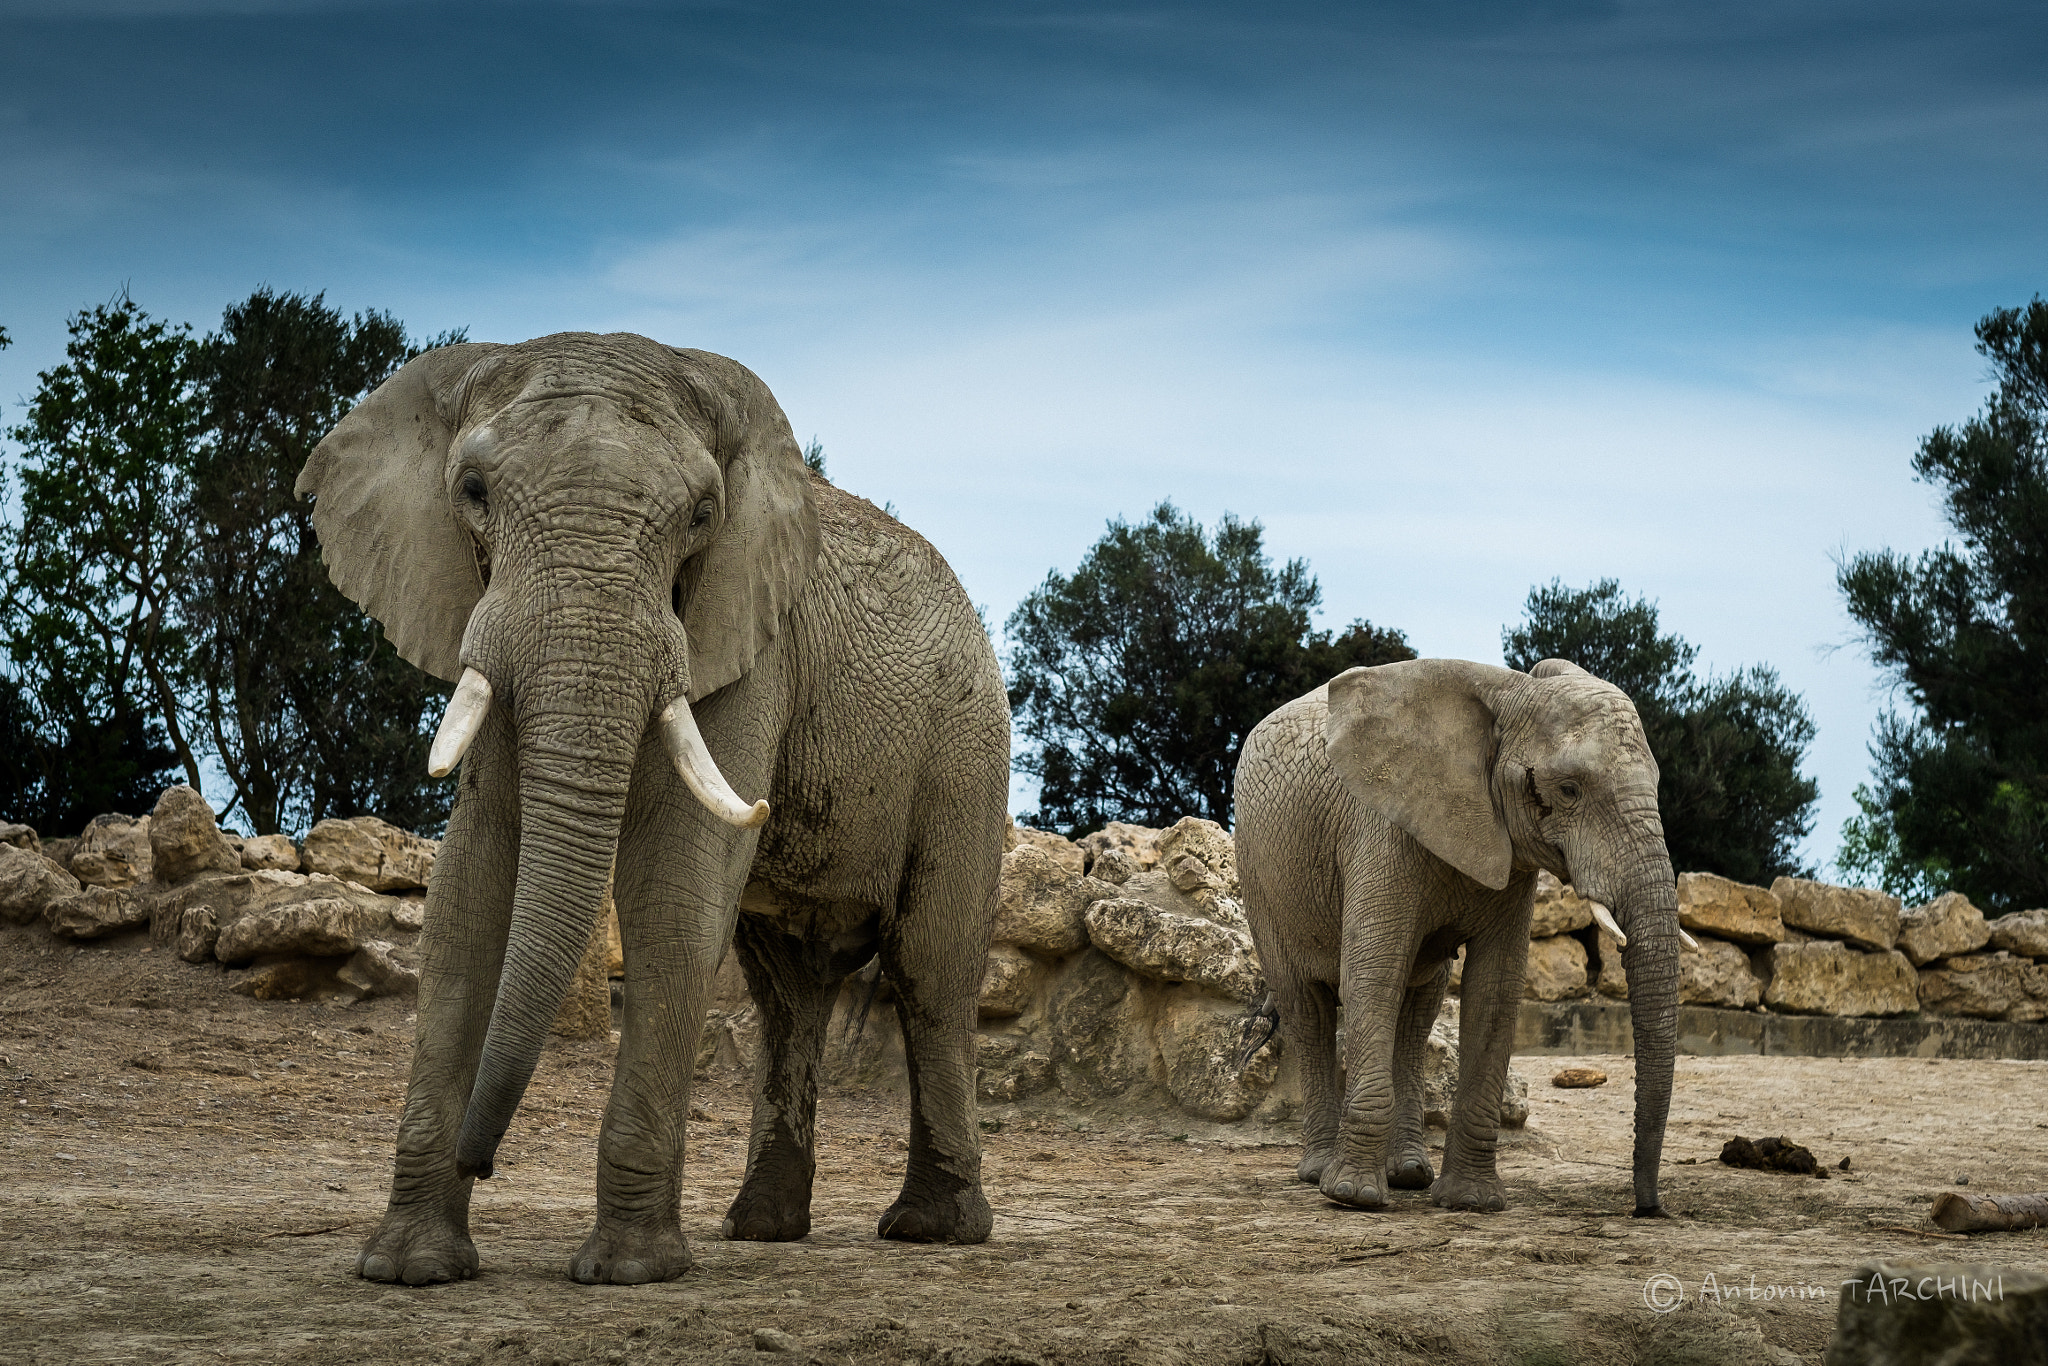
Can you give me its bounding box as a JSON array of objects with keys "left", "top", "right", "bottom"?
[{"left": 1540, "top": 686, "right": 1650, "bottom": 762}]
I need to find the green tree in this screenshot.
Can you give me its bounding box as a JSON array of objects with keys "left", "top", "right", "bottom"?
[
  {"left": 1503, "top": 579, "right": 1818, "bottom": 884},
  {"left": 1836, "top": 298, "right": 2048, "bottom": 911},
  {"left": 1006, "top": 501, "right": 1414, "bottom": 834},
  {"left": 185, "top": 289, "right": 464, "bottom": 835},
  {"left": 1, "top": 294, "right": 203, "bottom": 830}
]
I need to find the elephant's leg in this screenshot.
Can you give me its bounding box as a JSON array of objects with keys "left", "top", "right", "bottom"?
[
  {"left": 1387, "top": 958, "right": 1450, "bottom": 1190},
  {"left": 1432, "top": 925, "right": 1527, "bottom": 1213},
  {"left": 1275, "top": 974, "right": 1341, "bottom": 1185},
  {"left": 720, "top": 913, "right": 857, "bottom": 1243},
  {"left": 358, "top": 721, "right": 517, "bottom": 1285},
  {"left": 571, "top": 765, "right": 745, "bottom": 1284},
  {"left": 1322, "top": 904, "right": 1416, "bottom": 1210},
  {"left": 874, "top": 825, "right": 996, "bottom": 1245}
]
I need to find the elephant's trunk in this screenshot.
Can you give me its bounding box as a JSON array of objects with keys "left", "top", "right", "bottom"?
[{"left": 1614, "top": 855, "right": 1680, "bottom": 1218}]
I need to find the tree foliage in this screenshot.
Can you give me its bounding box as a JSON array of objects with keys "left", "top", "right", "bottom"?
[
  {"left": 1503, "top": 579, "right": 1818, "bottom": 884},
  {"left": 1, "top": 295, "right": 202, "bottom": 830},
  {"left": 185, "top": 289, "right": 463, "bottom": 835},
  {"left": 1007, "top": 501, "right": 1414, "bottom": 834},
  {"left": 1836, "top": 298, "right": 2048, "bottom": 911}
]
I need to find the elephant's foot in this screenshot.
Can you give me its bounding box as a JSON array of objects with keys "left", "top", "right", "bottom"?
[
  {"left": 877, "top": 1177, "right": 993, "bottom": 1245},
  {"left": 1319, "top": 1160, "right": 1389, "bottom": 1210},
  {"left": 721, "top": 1181, "right": 814, "bottom": 1242},
  {"left": 1296, "top": 1147, "right": 1335, "bottom": 1185},
  {"left": 569, "top": 1218, "right": 692, "bottom": 1284},
  {"left": 356, "top": 1206, "right": 479, "bottom": 1286},
  {"left": 1386, "top": 1152, "right": 1435, "bottom": 1190},
  {"left": 1632, "top": 1203, "right": 1672, "bottom": 1219},
  {"left": 1429, "top": 1171, "right": 1506, "bottom": 1212}
]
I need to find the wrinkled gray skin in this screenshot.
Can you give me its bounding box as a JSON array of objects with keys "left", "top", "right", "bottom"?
[
  {"left": 1233, "top": 658, "right": 1677, "bottom": 1217},
  {"left": 295, "top": 333, "right": 1009, "bottom": 1284}
]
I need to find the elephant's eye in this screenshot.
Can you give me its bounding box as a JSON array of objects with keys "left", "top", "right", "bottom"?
[
  {"left": 460, "top": 471, "right": 488, "bottom": 512},
  {"left": 691, "top": 498, "right": 715, "bottom": 528},
  {"left": 1558, "top": 781, "right": 1582, "bottom": 802}
]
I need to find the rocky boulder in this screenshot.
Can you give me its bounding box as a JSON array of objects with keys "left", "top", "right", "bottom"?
[
  {"left": 994, "top": 843, "right": 1118, "bottom": 956},
  {"left": 1423, "top": 1006, "right": 1531, "bottom": 1129},
  {"left": 1530, "top": 873, "right": 1594, "bottom": 937},
  {"left": 68, "top": 814, "right": 153, "bottom": 888},
  {"left": 1090, "top": 848, "right": 1141, "bottom": 884},
  {"left": 1762, "top": 941, "right": 1918, "bottom": 1016},
  {"left": 976, "top": 1033, "right": 1055, "bottom": 1104},
  {"left": 1680, "top": 935, "right": 1762, "bottom": 1009},
  {"left": 1083, "top": 897, "right": 1261, "bottom": 1002},
  {"left": 238, "top": 834, "right": 300, "bottom": 872},
  {"left": 1155, "top": 817, "right": 1238, "bottom": 898},
  {"left": 1076, "top": 822, "right": 1164, "bottom": 874},
  {"left": 0, "top": 822, "right": 40, "bottom": 852},
  {"left": 1896, "top": 891, "right": 1991, "bottom": 966},
  {"left": 1110, "top": 868, "right": 1249, "bottom": 933},
  {"left": 174, "top": 903, "right": 220, "bottom": 963},
  {"left": 1918, "top": 951, "right": 2048, "bottom": 1021},
  {"left": 978, "top": 945, "right": 1041, "bottom": 1020},
  {"left": 1002, "top": 822, "right": 1085, "bottom": 878},
  {"left": 0, "top": 843, "right": 81, "bottom": 925},
  {"left": 338, "top": 940, "right": 420, "bottom": 998},
  {"left": 1524, "top": 934, "right": 1589, "bottom": 1001},
  {"left": 45, "top": 886, "right": 153, "bottom": 939},
  {"left": 300, "top": 816, "right": 438, "bottom": 892},
  {"left": 1677, "top": 872, "right": 1784, "bottom": 944},
  {"left": 214, "top": 896, "right": 396, "bottom": 964},
  {"left": 1048, "top": 952, "right": 1152, "bottom": 1097},
  {"left": 1771, "top": 876, "right": 1900, "bottom": 951},
  {"left": 1158, "top": 992, "right": 1279, "bottom": 1121},
  {"left": 1595, "top": 926, "right": 1628, "bottom": 999},
  {"left": 147, "top": 786, "right": 242, "bottom": 884},
  {"left": 1987, "top": 909, "right": 2048, "bottom": 960}
]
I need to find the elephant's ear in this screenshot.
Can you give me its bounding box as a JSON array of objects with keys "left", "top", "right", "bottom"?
[
  {"left": 294, "top": 343, "right": 504, "bottom": 684},
  {"left": 1323, "top": 659, "right": 1523, "bottom": 890},
  {"left": 667, "top": 348, "right": 822, "bottom": 702},
  {"left": 1530, "top": 658, "right": 1591, "bottom": 680}
]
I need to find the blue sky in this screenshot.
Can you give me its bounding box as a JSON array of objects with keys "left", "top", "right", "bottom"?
[{"left": 3, "top": 1, "right": 2045, "bottom": 864}]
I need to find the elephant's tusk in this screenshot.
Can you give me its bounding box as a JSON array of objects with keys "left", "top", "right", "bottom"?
[
  {"left": 1589, "top": 899, "right": 1627, "bottom": 948},
  {"left": 660, "top": 695, "right": 770, "bottom": 829},
  {"left": 1678, "top": 928, "right": 1701, "bottom": 951},
  {"left": 428, "top": 668, "right": 493, "bottom": 777}
]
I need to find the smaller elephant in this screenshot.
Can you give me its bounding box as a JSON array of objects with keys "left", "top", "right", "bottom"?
[{"left": 1233, "top": 658, "right": 1684, "bottom": 1216}]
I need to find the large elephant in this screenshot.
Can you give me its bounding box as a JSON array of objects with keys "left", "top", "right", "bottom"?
[
  {"left": 295, "top": 333, "right": 1009, "bottom": 1284},
  {"left": 1233, "top": 658, "right": 1680, "bottom": 1217}
]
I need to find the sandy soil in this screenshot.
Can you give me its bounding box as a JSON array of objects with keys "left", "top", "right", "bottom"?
[{"left": 5, "top": 922, "right": 2048, "bottom": 1365}]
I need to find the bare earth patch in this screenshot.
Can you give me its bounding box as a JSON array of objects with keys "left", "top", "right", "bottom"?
[{"left": 5, "top": 924, "right": 2047, "bottom": 1364}]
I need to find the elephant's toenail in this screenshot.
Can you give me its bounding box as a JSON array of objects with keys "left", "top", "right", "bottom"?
[
  {"left": 720, "top": 1219, "right": 736, "bottom": 1240},
  {"left": 1335, "top": 1182, "right": 1354, "bottom": 1199},
  {"left": 360, "top": 1255, "right": 394, "bottom": 1281},
  {"left": 614, "top": 1259, "right": 650, "bottom": 1284}
]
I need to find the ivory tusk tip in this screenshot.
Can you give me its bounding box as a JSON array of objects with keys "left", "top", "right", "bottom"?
[
  {"left": 736, "top": 799, "right": 770, "bottom": 829},
  {"left": 1678, "top": 928, "right": 1701, "bottom": 951},
  {"left": 427, "top": 760, "right": 455, "bottom": 779}
]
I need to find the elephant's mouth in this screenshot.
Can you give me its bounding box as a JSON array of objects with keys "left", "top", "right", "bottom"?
[{"left": 426, "top": 664, "right": 768, "bottom": 830}]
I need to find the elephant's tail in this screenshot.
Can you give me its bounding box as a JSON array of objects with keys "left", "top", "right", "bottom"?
[{"left": 1237, "top": 990, "right": 1280, "bottom": 1072}]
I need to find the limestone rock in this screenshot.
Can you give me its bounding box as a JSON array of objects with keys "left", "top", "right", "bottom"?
[
  {"left": 339, "top": 940, "right": 419, "bottom": 998},
  {"left": 1897, "top": 892, "right": 1992, "bottom": 966},
  {"left": 994, "top": 843, "right": 1118, "bottom": 956},
  {"left": 551, "top": 913, "right": 614, "bottom": 1038},
  {"left": 1762, "top": 941, "right": 1918, "bottom": 1016},
  {"left": 1423, "top": 1007, "right": 1530, "bottom": 1129},
  {"left": 698, "top": 1005, "right": 759, "bottom": 1072},
  {"left": 238, "top": 834, "right": 300, "bottom": 872},
  {"left": 391, "top": 896, "right": 425, "bottom": 932},
  {"left": 1083, "top": 897, "right": 1261, "bottom": 1001},
  {"left": 0, "top": 843, "right": 81, "bottom": 925},
  {"left": 1680, "top": 935, "right": 1763, "bottom": 1009},
  {"left": 1155, "top": 816, "right": 1238, "bottom": 898},
  {"left": 1113, "top": 868, "right": 1250, "bottom": 933},
  {"left": 147, "top": 786, "right": 242, "bottom": 884},
  {"left": 978, "top": 945, "right": 1041, "bottom": 1020},
  {"left": 1988, "top": 909, "right": 2048, "bottom": 960},
  {"left": 1918, "top": 951, "right": 2045, "bottom": 1021},
  {"left": 1531, "top": 871, "right": 1594, "bottom": 937},
  {"left": 1524, "top": 934, "right": 1589, "bottom": 1001},
  {"left": 300, "top": 816, "right": 438, "bottom": 892},
  {"left": 1076, "top": 821, "right": 1164, "bottom": 874},
  {"left": 214, "top": 896, "right": 394, "bottom": 964},
  {"left": 1596, "top": 926, "right": 1629, "bottom": 999},
  {"left": 69, "top": 814, "right": 153, "bottom": 888},
  {"left": 1049, "top": 951, "right": 1152, "bottom": 1097},
  {"left": 1677, "top": 872, "right": 1785, "bottom": 945},
  {"left": 1090, "top": 848, "right": 1140, "bottom": 884},
  {"left": 1159, "top": 993, "right": 1279, "bottom": 1121},
  {"left": 0, "top": 822, "right": 40, "bottom": 852},
  {"left": 976, "top": 1034, "right": 1054, "bottom": 1103},
  {"left": 1824, "top": 1260, "right": 2048, "bottom": 1366},
  {"left": 229, "top": 958, "right": 349, "bottom": 1001},
  {"left": 175, "top": 903, "right": 220, "bottom": 964},
  {"left": 46, "top": 886, "right": 152, "bottom": 938},
  {"left": 1772, "top": 877, "right": 1900, "bottom": 951},
  {"left": 1003, "top": 821, "right": 1085, "bottom": 878}
]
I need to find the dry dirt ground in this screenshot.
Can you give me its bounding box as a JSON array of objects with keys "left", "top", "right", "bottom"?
[{"left": 6, "top": 923, "right": 2048, "bottom": 1366}]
